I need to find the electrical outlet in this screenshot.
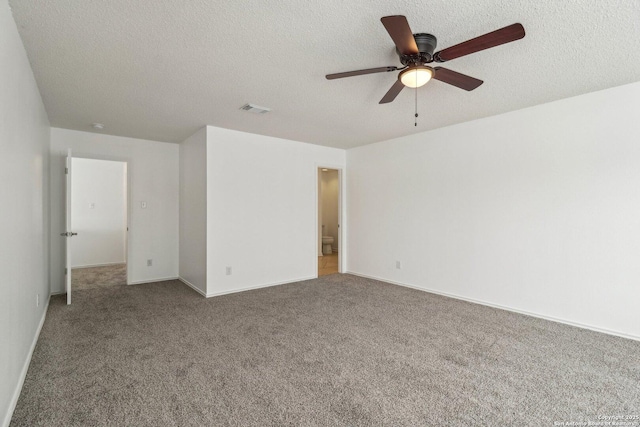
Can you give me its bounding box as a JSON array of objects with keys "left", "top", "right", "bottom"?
[
  {"left": 396, "top": 261, "right": 402, "bottom": 270},
  {"left": 226, "top": 266, "right": 232, "bottom": 275},
  {"left": 36, "top": 293, "right": 39, "bottom": 307},
  {"left": 147, "top": 259, "right": 153, "bottom": 267},
  {"left": 89, "top": 202, "right": 95, "bottom": 209}
]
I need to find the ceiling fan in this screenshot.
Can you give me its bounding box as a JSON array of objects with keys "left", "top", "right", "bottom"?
[{"left": 326, "top": 16, "right": 525, "bottom": 104}]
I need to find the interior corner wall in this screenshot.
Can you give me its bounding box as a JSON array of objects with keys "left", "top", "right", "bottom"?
[
  {"left": 50, "top": 128, "right": 179, "bottom": 291},
  {"left": 70, "top": 158, "right": 127, "bottom": 268},
  {"left": 0, "top": 2, "right": 50, "bottom": 426},
  {"left": 205, "top": 126, "right": 346, "bottom": 297},
  {"left": 179, "top": 127, "right": 207, "bottom": 294},
  {"left": 347, "top": 81, "right": 640, "bottom": 340}
]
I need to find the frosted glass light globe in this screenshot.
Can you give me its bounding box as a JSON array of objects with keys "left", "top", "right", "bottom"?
[{"left": 399, "top": 66, "right": 434, "bottom": 88}]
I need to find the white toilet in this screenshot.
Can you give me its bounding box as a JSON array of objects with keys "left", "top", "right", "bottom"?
[{"left": 322, "top": 236, "right": 334, "bottom": 255}]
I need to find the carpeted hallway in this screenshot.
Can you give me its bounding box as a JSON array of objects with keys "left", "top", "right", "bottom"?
[
  {"left": 71, "top": 263, "right": 127, "bottom": 290},
  {"left": 11, "top": 275, "right": 640, "bottom": 426}
]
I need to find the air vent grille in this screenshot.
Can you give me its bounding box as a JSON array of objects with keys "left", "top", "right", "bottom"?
[{"left": 240, "top": 103, "right": 271, "bottom": 114}]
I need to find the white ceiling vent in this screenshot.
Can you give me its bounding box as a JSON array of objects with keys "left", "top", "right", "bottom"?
[{"left": 240, "top": 103, "right": 271, "bottom": 114}]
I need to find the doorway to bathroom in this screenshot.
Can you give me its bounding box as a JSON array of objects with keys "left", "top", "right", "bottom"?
[{"left": 317, "top": 167, "right": 342, "bottom": 276}]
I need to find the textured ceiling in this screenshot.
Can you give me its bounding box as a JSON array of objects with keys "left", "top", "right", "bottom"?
[{"left": 9, "top": 0, "right": 640, "bottom": 148}]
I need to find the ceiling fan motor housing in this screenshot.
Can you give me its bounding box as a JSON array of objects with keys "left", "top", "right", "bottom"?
[{"left": 398, "top": 33, "right": 438, "bottom": 65}]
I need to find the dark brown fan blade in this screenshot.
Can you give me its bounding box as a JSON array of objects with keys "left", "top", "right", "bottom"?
[
  {"left": 433, "top": 23, "right": 525, "bottom": 62},
  {"left": 381, "top": 16, "right": 419, "bottom": 56},
  {"left": 379, "top": 80, "right": 405, "bottom": 104},
  {"left": 433, "top": 67, "right": 483, "bottom": 91},
  {"left": 326, "top": 66, "right": 398, "bottom": 80}
]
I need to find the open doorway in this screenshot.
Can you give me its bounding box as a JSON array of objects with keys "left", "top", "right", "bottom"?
[
  {"left": 70, "top": 158, "right": 128, "bottom": 291},
  {"left": 318, "top": 167, "right": 341, "bottom": 276}
]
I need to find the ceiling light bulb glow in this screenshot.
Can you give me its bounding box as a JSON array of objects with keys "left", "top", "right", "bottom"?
[{"left": 399, "top": 66, "right": 434, "bottom": 88}]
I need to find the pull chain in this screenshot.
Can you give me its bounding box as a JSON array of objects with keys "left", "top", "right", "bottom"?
[{"left": 414, "top": 68, "right": 418, "bottom": 127}]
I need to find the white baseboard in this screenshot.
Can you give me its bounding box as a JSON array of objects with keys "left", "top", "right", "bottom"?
[
  {"left": 2, "top": 295, "right": 50, "bottom": 427},
  {"left": 346, "top": 271, "right": 640, "bottom": 342},
  {"left": 206, "top": 276, "right": 317, "bottom": 298},
  {"left": 49, "top": 290, "right": 65, "bottom": 296},
  {"left": 178, "top": 277, "right": 206, "bottom": 297},
  {"left": 128, "top": 276, "right": 178, "bottom": 285},
  {"left": 71, "top": 261, "right": 126, "bottom": 269}
]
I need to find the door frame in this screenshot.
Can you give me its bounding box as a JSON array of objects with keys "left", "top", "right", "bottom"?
[
  {"left": 65, "top": 149, "right": 72, "bottom": 304},
  {"left": 67, "top": 154, "right": 132, "bottom": 286},
  {"left": 315, "top": 164, "right": 345, "bottom": 276}
]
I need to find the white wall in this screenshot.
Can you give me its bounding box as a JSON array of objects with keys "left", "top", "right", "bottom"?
[
  {"left": 317, "top": 169, "right": 323, "bottom": 256},
  {"left": 0, "top": 2, "right": 50, "bottom": 425},
  {"left": 179, "top": 127, "right": 207, "bottom": 294},
  {"left": 50, "top": 128, "right": 179, "bottom": 291},
  {"left": 206, "top": 126, "right": 346, "bottom": 296},
  {"left": 321, "top": 169, "right": 339, "bottom": 252},
  {"left": 347, "top": 81, "right": 640, "bottom": 340},
  {"left": 71, "top": 158, "right": 127, "bottom": 268}
]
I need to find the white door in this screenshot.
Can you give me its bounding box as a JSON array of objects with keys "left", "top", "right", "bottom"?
[{"left": 63, "top": 149, "right": 76, "bottom": 304}]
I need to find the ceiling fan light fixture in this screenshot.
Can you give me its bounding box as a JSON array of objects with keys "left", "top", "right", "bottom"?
[{"left": 399, "top": 66, "right": 434, "bottom": 88}]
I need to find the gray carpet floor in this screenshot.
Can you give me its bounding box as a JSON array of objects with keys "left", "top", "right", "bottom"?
[
  {"left": 72, "top": 264, "right": 126, "bottom": 290},
  {"left": 11, "top": 275, "right": 640, "bottom": 426}
]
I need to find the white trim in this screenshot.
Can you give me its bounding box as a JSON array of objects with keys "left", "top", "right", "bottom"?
[
  {"left": 68, "top": 155, "right": 131, "bottom": 289},
  {"left": 71, "top": 261, "right": 125, "bottom": 269},
  {"left": 3, "top": 296, "right": 50, "bottom": 427},
  {"left": 178, "top": 277, "right": 206, "bottom": 297},
  {"left": 206, "top": 276, "right": 316, "bottom": 298},
  {"left": 346, "top": 271, "right": 640, "bottom": 342},
  {"left": 128, "top": 276, "right": 178, "bottom": 285}
]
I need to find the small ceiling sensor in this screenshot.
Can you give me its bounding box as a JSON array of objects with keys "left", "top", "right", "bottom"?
[{"left": 92, "top": 123, "right": 104, "bottom": 130}]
